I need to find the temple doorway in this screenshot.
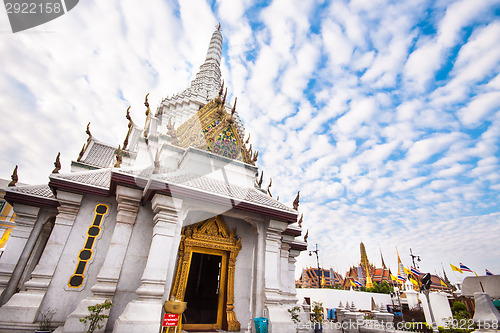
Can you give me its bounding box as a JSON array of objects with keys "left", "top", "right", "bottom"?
[{"left": 170, "top": 216, "right": 241, "bottom": 331}]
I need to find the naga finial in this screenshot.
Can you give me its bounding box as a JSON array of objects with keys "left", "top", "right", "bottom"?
[
  {"left": 267, "top": 178, "right": 273, "bottom": 197},
  {"left": 222, "top": 88, "right": 227, "bottom": 106},
  {"left": 8, "top": 165, "right": 18, "bottom": 187},
  {"left": 245, "top": 133, "right": 251, "bottom": 145},
  {"left": 293, "top": 191, "right": 300, "bottom": 210},
  {"left": 144, "top": 93, "right": 151, "bottom": 139},
  {"left": 114, "top": 145, "right": 123, "bottom": 168},
  {"left": 231, "top": 97, "right": 237, "bottom": 117},
  {"left": 123, "top": 106, "right": 133, "bottom": 150},
  {"left": 217, "top": 23, "right": 221, "bottom": 31},
  {"left": 86, "top": 122, "right": 91, "bottom": 138},
  {"left": 304, "top": 229, "right": 309, "bottom": 243},
  {"left": 298, "top": 213, "right": 303, "bottom": 228},
  {"left": 257, "top": 171, "right": 263, "bottom": 188},
  {"left": 52, "top": 152, "right": 61, "bottom": 173}
]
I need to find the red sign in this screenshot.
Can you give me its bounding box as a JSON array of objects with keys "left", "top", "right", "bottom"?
[{"left": 163, "top": 313, "right": 179, "bottom": 327}]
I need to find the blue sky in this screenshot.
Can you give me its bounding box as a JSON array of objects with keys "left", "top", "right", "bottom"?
[{"left": 0, "top": 0, "right": 499, "bottom": 281}]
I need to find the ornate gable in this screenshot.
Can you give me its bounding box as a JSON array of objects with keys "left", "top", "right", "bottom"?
[{"left": 174, "top": 91, "right": 258, "bottom": 165}]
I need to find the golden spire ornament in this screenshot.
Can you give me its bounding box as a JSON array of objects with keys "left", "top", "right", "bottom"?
[
  {"left": 8, "top": 165, "right": 18, "bottom": 187},
  {"left": 123, "top": 106, "right": 133, "bottom": 150},
  {"left": 52, "top": 152, "right": 61, "bottom": 173},
  {"left": 293, "top": 191, "right": 300, "bottom": 210},
  {"left": 114, "top": 145, "right": 123, "bottom": 168},
  {"left": 257, "top": 171, "right": 264, "bottom": 188},
  {"left": 298, "top": 213, "right": 303, "bottom": 228},
  {"left": 304, "top": 229, "right": 309, "bottom": 243},
  {"left": 143, "top": 93, "right": 151, "bottom": 140},
  {"left": 267, "top": 178, "right": 273, "bottom": 197}
]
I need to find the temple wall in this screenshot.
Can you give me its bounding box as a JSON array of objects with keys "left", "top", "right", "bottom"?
[
  {"left": 107, "top": 201, "right": 154, "bottom": 329},
  {"left": 225, "top": 216, "right": 257, "bottom": 329},
  {"left": 39, "top": 195, "right": 118, "bottom": 323}
]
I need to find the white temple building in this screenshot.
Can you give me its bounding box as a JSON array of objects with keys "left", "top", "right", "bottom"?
[{"left": 0, "top": 26, "right": 307, "bottom": 332}]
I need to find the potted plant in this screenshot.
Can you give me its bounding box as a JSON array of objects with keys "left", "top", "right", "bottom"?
[
  {"left": 311, "top": 301, "right": 324, "bottom": 333},
  {"left": 35, "top": 307, "right": 56, "bottom": 333},
  {"left": 79, "top": 299, "right": 113, "bottom": 333}
]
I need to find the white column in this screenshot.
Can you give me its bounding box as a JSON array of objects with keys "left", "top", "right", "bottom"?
[
  {"left": 263, "top": 219, "right": 295, "bottom": 333},
  {"left": 0, "top": 204, "right": 40, "bottom": 302},
  {"left": 113, "top": 193, "right": 182, "bottom": 333},
  {"left": 287, "top": 249, "right": 300, "bottom": 303},
  {"left": 0, "top": 191, "right": 82, "bottom": 324},
  {"left": 279, "top": 242, "right": 290, "bottom": 296},
  {"left": 254, "top": 221, "right": 265, "bottom": 318},
  {"left": 62, "top": 186, "right": 142, "bottom": 333}
]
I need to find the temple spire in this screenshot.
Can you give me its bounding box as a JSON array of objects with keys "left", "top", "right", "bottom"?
[{"left": 189, "top": 25, "right": 223, "bottom": 100}]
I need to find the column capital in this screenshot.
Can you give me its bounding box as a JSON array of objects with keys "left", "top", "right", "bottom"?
[
  {"left": 115, "top": 185, "right": 142, "bottom": 225},
  {"left": 151, "top": 193, "right": 182, "bottom": 214},
  {"left": 55, "top": 190, "right": 83, "bottom": 226}
]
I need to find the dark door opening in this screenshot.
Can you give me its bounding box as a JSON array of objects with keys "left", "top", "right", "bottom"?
[{"left": 183, "top": 252, "right": 223, "bottom": 325}]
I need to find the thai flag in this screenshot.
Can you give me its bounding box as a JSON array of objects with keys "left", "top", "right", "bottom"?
[
  {"left": 354, "top": 280, "right": 363, "bottom": 287},
  {"left": 397, "top": 274, "right": 406, "bottom": 282},
  {"left": 486, "top": 269, "right": 494, "bottom": 276},
  {"left": 460, "top": 263, "right": 473, "bottom": 272},
  {"left": 411, "top": 266, "right": 420, "bottom": 275}
]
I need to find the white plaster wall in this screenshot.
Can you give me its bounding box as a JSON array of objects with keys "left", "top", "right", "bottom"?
[
  {"left": 421, "top": 292, "right": 453, "bottom": 327},
  {"left": 107, "top": 202, "right": 154, "bottom": 330},
  {"left": 39, "top": 195, "right": 117, "bottom": 323},
  {"left": 225, "top": 216, "right": 256, "bottom": 329}
]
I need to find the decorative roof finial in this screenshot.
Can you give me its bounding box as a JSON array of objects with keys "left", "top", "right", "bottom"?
[
  {"left": 267, "top": 178, "right": 273, "bottom": 197},
  {"left": 231, "top": 97, "right": 237, "bottom": 117},
  {"left": 8, "top": 165, "right": 18, "bottom": 187},
  {"left": 222, "top": 88, "right": 227, "bottom": 106},
  {"left": 77, "top": 122, "right": 92, "bottom": 161},
  {"left": 123, "top": 106, "right": 133, "bottom": 150},
  {"left": 293, "top": 191, "right": 300, "bottom": 210},
  {"left": 144, "top": 93, "right": 151, "bottom": 140},
  {"left": 52, "top": 152, "right": 61, "bottom": 173},
  {"left": 153, "top": 148, "right": 161, "bottom": 174},
  {"left": 86, "top": 122, "right": 92, "bottom": 141},
  {"left": 257, "top": 171, "right": 264, "bottom": 188},
  {"left": 245, "top": 133, "right": 250, "bottom": 145},
  {"left": 114, "top": 145, "right": 123, "bottom": 168},
  {"left": 217, "top": 23, "right": 221, "bottom": 31},
  {"left": 298, "top": 213, "right": 303, "bottom": 228},
  {"left": 304, "top": 229, "right": 309, "bottom": 243}
]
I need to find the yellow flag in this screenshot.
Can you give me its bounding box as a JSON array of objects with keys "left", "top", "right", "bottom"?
[
  {"left": 0, "top": 228, "right": 12, "bottom": 248},
  {"left": 410, "top": 277, "right": 419, "bottom": 286},
  {"left": 350, "top": 279, "right": 356, "bottom": 287},
  {"left": 450, "top": 264, "right": 463, "bottom": 274},
  {"left": 440, "top": 280, "right": 447, "bottom": 287},
  {"left": 322, "top": 271, "right": 326, "bottom": 286},
  {"left": 404, "top": 267, "right": 412, "bottom": 276},
  {"left": 391, "top": 274, "right": 398, "bottom": 281}
]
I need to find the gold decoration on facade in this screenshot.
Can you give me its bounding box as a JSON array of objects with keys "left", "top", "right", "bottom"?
[
  {"left": 143, "top": 93, "right": 151, "bottom": 140},
  {"left": 123, "top": 106, "right": 133, "bottom": 150},
  {"left": 293, "top": 191, "right": 300, "bottom": 210},
  {"left": 170, "top": 216, "right": 241, "bottom": 331},
  {"left": 114, "top": 145, "right": 123, "bottom": 168},
  {"left": 52, "top": 152, "right": 61, "bottom": 173},
  {"left": 78, "top": 122, "right": 92, "bottom": 161},
  {"left": 257, "top": 171, "right": 263, "bottom": 188},
  {"left": 166, "top": 117, "right": 179, "bottom": 145},
  {"left": 8, "top": 165, "right": 18, "bottom": 187},
  {"left": 174, "top": 90, "right": 258, "bottom": 165}
]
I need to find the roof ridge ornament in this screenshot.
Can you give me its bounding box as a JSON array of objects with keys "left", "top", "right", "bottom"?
[
  {"left": 8, "top": 165, "right": 18, "bottom": 187},
  {"left": 123, "top": 106, "right": 133, "bottom": 150},
  {"left": 143, "top": 93, "right": 151, "bottom": 141},
  {"left": 114, "top": 145, "right": 123, "bottom": 168},
  {"left": 52, "top": 152, "right": 61, "bottom": 173},
  {"left": 267, "top": 178, "right": 272, "bottom": 197},
  {"left": 78, "top": 122, "right": 92, "bottom": 161},
  {"left": 293, "top": 191, "right": 300, "bottom": 210}
]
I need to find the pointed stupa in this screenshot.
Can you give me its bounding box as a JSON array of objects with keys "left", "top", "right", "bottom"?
[
  {"left": 158, "top": 25, "right": 227, "bottom": 129},
  {"left": 360, "top": 242, "right": 369, "bottom": 268}
]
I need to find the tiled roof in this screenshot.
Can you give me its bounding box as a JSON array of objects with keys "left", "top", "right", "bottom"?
[
  {"left": 8, "top": 184, "right": 55, "bottom": 199},
  {"left": 81, "top": 141, "right": 116, "bottom": 168},
  {"left": 52, "top": 169, "right": 111, "bottom": 189},
  {"left": 159, "top": 173, "right": 295, "bottom": 213}
]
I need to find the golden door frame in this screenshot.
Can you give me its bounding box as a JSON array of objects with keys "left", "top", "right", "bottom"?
[{"left": 170, "top": 216, "right": 241, "bottom": 331}]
